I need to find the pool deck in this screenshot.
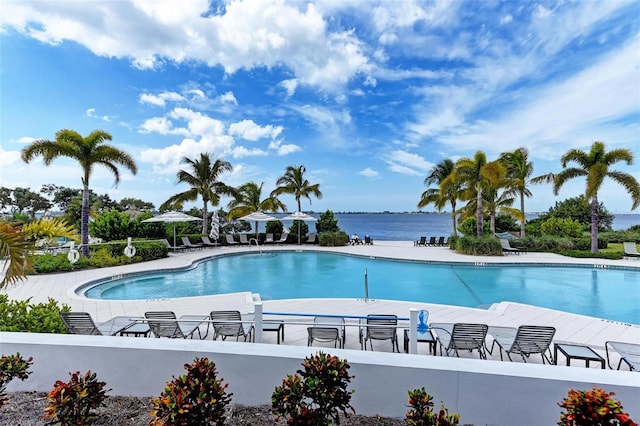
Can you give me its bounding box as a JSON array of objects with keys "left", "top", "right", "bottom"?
[{"left": 2, "top": 241, "right": 639, "bottom": 365}]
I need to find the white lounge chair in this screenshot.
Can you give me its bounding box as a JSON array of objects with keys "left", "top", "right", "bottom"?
[
  {"left": 60, "top": 312, "right": 103, "bottom": 335},
  {"left": 305, "top": 233, "right": 317, "bottom": 244},
  {"left": 225, "top": 234, "right": 239, "bottom": 246},
  {"left": 605, "top": 341, "right": 640, "bottom": 371},
  {"left": 623, "top": 242, "right": 640, "bottom": 259},
  {"left": 500, "top": 238, "right": 523, "bottom": 255},
  {"left": 274, "top": 231, "right": 289, "bottom": 244}
]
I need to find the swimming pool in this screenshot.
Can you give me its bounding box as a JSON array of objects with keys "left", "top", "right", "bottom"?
[{"left": 83, "top": 252, "right": 640, "bottom": 325}]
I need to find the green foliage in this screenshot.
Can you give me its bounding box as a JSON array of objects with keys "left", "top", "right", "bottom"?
[
  {"left": 265, "top": 220, "right": 284, "bottom": 235},
  {"left": 539, "top": 196, "right": 613, "bottom": 231},
  {"left": 515, "top": 236, "right": 608, "bottom": 252},
  {"left": 318, "top": 231, "right": 349, "bottom": 246},
  {"left": 316, "top": 210, "right": 340, "bottom": 233},
  {"left": 0, "top": 352, "right": 33, "bottom": 407},
  {"left": 540, "top": 217, "right": 583, "bottom": 238},
  {"left": 558, "top": 386, "right": 637, "bottom": 426},
  {"left": 0, "top": 294, "right": 70, "bottom": 333},
  {"left": 556, "top": 250, "right": 623, "bottom": 260},
  {"left": 89, "top": 209, "right": 132, "bottom": 241},
  {"left": 493, "top": 214, "right": 519, "bottom": 233},
  {"left": 130, "top": 211, "right": 166, "bottom": 239},
  {"left": 598, "top": 230, "right": 640, "bottom": 244},
  {"left": 104, "top": 241, "right": 168, "bottom": 262},
  {"left": 453, "top": 236, "right": 502, "bottom": 256},
  {"left": 458, "top": 215, "right": 517, "bottom": 236},
  {"left": 21, "top": 218, "right": 79, "bottom": 245},
  {"left": 44, "top": 370, "right": 110, "bottom": 425},
  {"left": 291, "top": 220, "right": 309, "bottom": 241},
  {"left": 150, "top": 357, "right": 232, "bottom": 426},
  {"left": 272, "top": 351, "right": 355, "bottom": 425},
  {"left": 405, "top": 388, "right": 460, "bottom": 426}
]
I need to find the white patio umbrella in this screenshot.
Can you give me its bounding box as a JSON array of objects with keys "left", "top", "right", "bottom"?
[
  {"left": 209, "top": 211, "right": 220, "bottom": 241},
  {"left": 237, "top": 211, "right": 278, "bottom": 239},
  {"left": 282, "top": 211, "right": 317, "bottom": 244},
  {"left": 142, "top": 211, "right": 202, "bottom": 252}
]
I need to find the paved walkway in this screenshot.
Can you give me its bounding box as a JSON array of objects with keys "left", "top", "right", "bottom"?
[{"left": 3, "top": 241, "right": 639, "bottom": 365}]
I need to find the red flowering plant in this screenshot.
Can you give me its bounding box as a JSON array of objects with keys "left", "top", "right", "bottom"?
[{"left": 558, "top": 386, "right": 637, "bottom": 426}]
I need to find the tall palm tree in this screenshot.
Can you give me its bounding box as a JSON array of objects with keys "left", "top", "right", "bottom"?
[
  {"left": 455, "top": 151, "right": 496, "bottom": 237},
  {"left": 21, "top": 129, "right": 137, "bottom": 257},
  {"left": 271, "top": 165, "right": 323, "bottom": 212},
  {"left": 161, "top": 153, "right": 237, "bottom": 234},
  {"left": 536, "top": 141, "right": 640, "bottom": 253},
  {"left": 227, "top": 182, "right": 287, "bottom": 237},
  {"left": 500, "top": 148, "right": 534, "bottom": 237},
  {"left": 417, "top": 159, "right": 462, "bottom": 236}
]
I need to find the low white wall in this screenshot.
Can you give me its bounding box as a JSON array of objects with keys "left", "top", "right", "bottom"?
[{"left": 2, "top": 332, "right": 639, "bottom": 426}]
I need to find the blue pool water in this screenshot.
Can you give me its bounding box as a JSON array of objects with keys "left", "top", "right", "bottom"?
[{"left": 84, "top": 252, "right": 640, "bottom": 325}]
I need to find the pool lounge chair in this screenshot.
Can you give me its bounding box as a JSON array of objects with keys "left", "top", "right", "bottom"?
[
  {"left": 145, "top": 311, "right": 203, "bottom": 339},
  {"left": 162, "top": 238, "right": 185, "bottom": 252},
  {"left": 414, "top": 236, "right": 427, "bottom": 247},
  {"left": 210, "top": 310, "right": 253, "bottom": 341},
  {"left": 436, "top": 236, "right": 446, "bottom": 247},
  {"left": 239, "top": 234, "right": 251, "bottom": 245},
  {"left": 623, "top": 242, "right": 640, "bottom": 259},
  {"left": 500, "top": 238, "right": 523, "bottom": 255},
  {"left": 60, "top": 312, "right": 103, "bottom": 335},
  {"left": 426, "top": 236, "right": 436, "bottom": 246},
  {"left": 360, "top": 314, "right": 399, "bottom": 352},
  {"left": 274, "top": 231, "right": 289, "bottom": 244},
  {"left": 605, "top": 341, "right": 640, "bottom": 371},
  {"left": 308, "top": 316, "right": 346, "bottom": 348},
  {"left": 305, "top": 233, "right": 317, "bottom": 244},
  {"left": 181, "top": 236, "right": 204, "bottom": 250},
  {"left": 201, "top": 236, "right": 219, "bottom": 247},
  {"left": 487, "top": 325, "right": 556, "bottom": 364},
  {"left": 264, "top": 233, "right": 275, "bottom": 244},
  {"left": 430, "top": 322, "right": 489, "bottom": 359},
  {"left": 225, "top": 234, "right": 239, "bottom": 246}
]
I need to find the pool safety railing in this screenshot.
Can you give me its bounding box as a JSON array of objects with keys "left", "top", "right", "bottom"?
[
  {"left": 249, "top": 238, "right": 263, "bottom": 255},
  {"left": 364, "top": 268, "right": 369, "bottom": 302}
]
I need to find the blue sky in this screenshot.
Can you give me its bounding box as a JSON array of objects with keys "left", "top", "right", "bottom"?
[{"left": 1, "top": 0, "right": 639, "bottom": 214}]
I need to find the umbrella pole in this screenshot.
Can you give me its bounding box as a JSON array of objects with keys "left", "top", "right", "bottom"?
[
  {"left": 173, "top": 225, "right": 176, "bottom": 253},
  {"left": 298, "top": 222, "right": 301, "bottom": 245}
]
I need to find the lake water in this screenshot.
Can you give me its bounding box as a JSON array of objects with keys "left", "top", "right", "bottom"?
[{"left": 265, "top": 213, "right": 639, "bottom": 241}]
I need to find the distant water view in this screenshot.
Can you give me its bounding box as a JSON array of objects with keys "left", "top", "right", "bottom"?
[{"left": 265, "top": 213, "right": 639, "bottom": 241}]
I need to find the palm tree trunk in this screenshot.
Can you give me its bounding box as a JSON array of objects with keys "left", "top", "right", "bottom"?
[
  {"left": 450, "top": 201, "right": 457, "bottom": 237},
  {"left": 490, "top": 210, "right": 496, "bottom": 233},
  {"left": 476, "top": 184, "right": 483, "bottom": 237},
  {"left": 591, "top": 195, "right": 599, "bottom": 253},
  {"left": 81, "top": 182, "right": 90, "bottom": 257},
  {"left": 520, "top": 191, "right": 526, "bottom": 238},
  {"left": 202, "top": 200, "right": 208, "bottom": 235}
]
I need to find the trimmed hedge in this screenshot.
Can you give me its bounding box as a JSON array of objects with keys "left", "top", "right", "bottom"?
[
  {"left": 454, "top": 236, "right": 502, "bottom": 256},
  {"left": 318, "top": 231, "right": 349, "bottom": 246}
]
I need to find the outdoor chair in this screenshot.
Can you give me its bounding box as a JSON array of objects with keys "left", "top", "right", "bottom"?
[
  {"left": 225, "top": 234, "right": 239, "bottom": 246},
  {"left": 144, "top": 311, "right": 203, "bottom": 339},
  {"left": 60, "top": 312, "right": 103, "bottom": 335},
  {"left": 201, "top": 236, "right": 219, "bottom": 247},
  {"left": 305, "top": 233, "right": 317, "bottom": 244},
  {"left": 414, "top": 236, "right": 427, "bottom": 247},
  {"left": 364, "top": 236, "right": 373, "bottom": 245},
  {"left": 605, "top": 341, "right": 640, "bottom": 371},
  {"left": 500, "top": 238, "right": 523, "bottom": 255},
  {"left": 430, "top": 322, "right": 489, "bottom": 359},
  {"left": 162, "top": 238, "right": 184, "bottom": 252},
  {"left": 181, "top": 236, "right": 203, "bottom": 250},
  {"left": 436, "top": 236, "right": 446, "bottom": 246},
  {"left": 274, "top": 231, "right": 289, "bottom": 244},
  {"left": 210, "top": 310, "right": 253, "bottom": 341},
  {"left": 623, "top": 242, "right": 640, "bottom": 259},
  {"left": 427, "top": 236, "right": 436, "bottom": 246},
  {"left": 360, "top": 314, "right": 399, "bottom": 352},
  {"left": 264, "top": 233, "right": 275, "bottom": 244},
  {"left": 308, "top": 316, "right": 346, "bottom": 348},
  {"left": 239, "top": 234, "right": 251, "bottom": 245},
  {"left": 487, "top": 325, "right": 556, "bottom": 364}
]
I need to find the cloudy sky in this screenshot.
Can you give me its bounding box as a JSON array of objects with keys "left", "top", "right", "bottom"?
[{"left": 1, "top": 0, "right": 639, "bottom": 214}]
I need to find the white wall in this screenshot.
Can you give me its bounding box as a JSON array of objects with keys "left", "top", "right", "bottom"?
[{"left": 2, "top": 332, "right": 639, "bottom": 426}]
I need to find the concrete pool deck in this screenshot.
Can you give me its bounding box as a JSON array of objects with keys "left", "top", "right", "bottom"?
[{"left": 2, "top": 240, "right": 639, "bottom": 364}]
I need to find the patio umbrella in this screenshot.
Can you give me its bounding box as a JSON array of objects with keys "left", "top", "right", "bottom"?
[
  {"left": 282, "top": 211, "right": 317, "bottom": 244},
  {"left": 209, "top": 211, "right": 220, "bottom": 241},
  {"left": 237, "top": 211, "right": 277, "bottom": 239},
  {"left": 142, "top": 211, "right": 202, "bottom": 252}
]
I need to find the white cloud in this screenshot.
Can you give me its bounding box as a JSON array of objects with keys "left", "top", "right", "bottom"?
[
  {"left": 268, "top": 140, "right": 301, "bottom": 155},
  {"left": 228, "top": 119, "right": 283, "bottom": 141},
  {"left": 280, "top": 79, "right": 298, "bottom": 98},
  {"left": 230, "top": 146, "right": 269, "bottom": 158},
  {"left": 358, "top": 167, "right": 379, "bottom": 178},
  {"left": 0, "top": 148, "right": 21, "bottom": 167},
  {"left": 139, "top": 91, "right": 185, "bottom": 107},
  {"left": 500, "top": 14, "right": 513, "bottom": 25},
  {"left": 16, "top": 137, "right": 36, "bottom": 144},
  {"left": 86, "top": 108, "right": 112, "bottom": 122},
  {"left": 218, "top": 91, "right": 238, "bottom": 105},
  {"left": 139, "top": 116, "right": 182, "bottom": 135}
]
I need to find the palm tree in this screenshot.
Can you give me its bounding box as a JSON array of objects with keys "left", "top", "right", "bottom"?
[
  {"left": 455, "top": 151, "right": 499, "bottom": 237},
  {"left": 500, "top": 148, "right": 534, "bottom": 237},
  {"left": 161, "top": 153, "right": 237, "bottom": 234},
  {"left": 537, "top": 141, "right": 640, "bottom": 253},
  {"left": 21, "top": 129, "right": 137, "bottom": 257},
  {"left": 417, "top": 159, "right": 462, "bottom": 236},
  {"left": 0, "top": 222, "right": 32, "bottom": 288},
  {"left": 271, "top": 165, "right": 323, "bottom": 212},
  {"left": 227, "top": 182, "right": 287, "bottom": 237}
]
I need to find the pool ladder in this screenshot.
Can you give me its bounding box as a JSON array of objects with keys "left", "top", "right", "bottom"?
[{"left": 249, "top": 238, "right": 263, "bottom": 255}]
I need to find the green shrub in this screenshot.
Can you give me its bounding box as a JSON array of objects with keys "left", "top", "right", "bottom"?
[
  {"left": 272, "top": 351, "right": 355, "bottom": 425},
  {"left": 558, "top": 386, "right": 636, "bottom": 426},
  {"left": 104, "top": 240, "right": 168, "bottom": 261},
  {"left": 266, "top": 220, "right": 284, "bottom": 235},
  {"left": 454, "top": 236, "right": 502, "bottom": 256},
  {"left": 556, "top": 250, "right": 623, "bottom": 260},
  {"left": 540, "top": 217, "right": 583, "bottom": 238},
  {"left": 0, "top": 294, "right": 70, "bottom": 333},
  {"left": 44, "top": 370, "right": 109, "bottom": 425},
  {"left": 150, "top": 357, "right": 232, "bottom": 426},
  {"left": 571, "top": 237, "right": 608, "bottom": 251},
  {"left": 318, "top": 231, "right": 349, "bottom": 246},
  {"left": 0, "top": 352, "right": 33, "bottom": 407},
  {"left": 89, "top": 209, "right": 132, "bottom": 241},
  {"left": 406, "top": 387, "right": 460, "bottom": 426},
  {"left": 316, "top": 210, "right": 340, "bottom": 233}
]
